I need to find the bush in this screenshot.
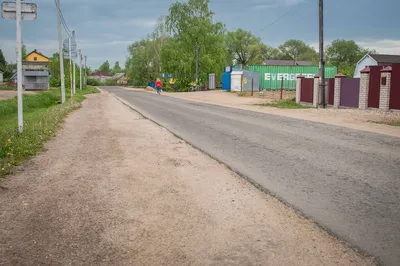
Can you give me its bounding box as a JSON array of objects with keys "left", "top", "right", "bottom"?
[
  {"left": 103, "top": 79, "right": 118, "bottom": 86},
  {"left": 50, "top": 77, "right": 61, "bottom": 87},
  {"left": 87, "top": 78, "right": 101, "bottom": 86}
]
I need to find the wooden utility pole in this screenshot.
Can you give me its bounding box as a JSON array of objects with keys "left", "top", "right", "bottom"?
[{"left": 319, "top": 0, "right": 326, "bottom": 108}]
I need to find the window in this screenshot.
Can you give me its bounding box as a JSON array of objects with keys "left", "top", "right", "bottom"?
[{"left": 34, "top": 57, "right": 37, "bottom": 61}]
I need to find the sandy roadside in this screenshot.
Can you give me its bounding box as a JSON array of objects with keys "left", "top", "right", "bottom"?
[
  {"left": 0, "top": 92, "right": 374, "bottom": 265},
  {"left": 122, "top": 87, "right": 400, "bottom": 138}
]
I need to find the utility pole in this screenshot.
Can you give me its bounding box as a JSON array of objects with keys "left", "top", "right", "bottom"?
[
  {"left": 56, "top": 0, "right": 66, "bottom": 103},
  {"left": 68, "top": 37, "right": 73, "bottom": 98},
  {"left": 16, "top": 0, "right": 23, "bottom": 133},
  {"left": 319, "top": 0, "right": 326, "bottom": 108},
  {"left": 72, "top": 31, "right": 76, "bottom": 95},
  {"left": 84, "top": 55, "right": 87, "bottom": 87},
  {"left": 195, "top": 43, "right": 199, "bottom": 91},
  {"left": 79, "top": 49, "right": 82, "bottom": 90}
]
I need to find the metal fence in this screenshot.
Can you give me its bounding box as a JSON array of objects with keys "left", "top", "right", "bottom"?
[{"left": 24, "top": 82, "right": 49, "bottom": 91}]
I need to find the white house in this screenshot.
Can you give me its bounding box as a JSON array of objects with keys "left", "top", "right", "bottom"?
[{"left": 354, "top": 54, "right": 400, "bottom": 77}]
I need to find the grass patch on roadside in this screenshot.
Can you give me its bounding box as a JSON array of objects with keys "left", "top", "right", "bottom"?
[
  {"left": 260, "top": 99, "right": 311, "bottom": 109},
  {"left": 0, "top": 84, "right": 15, "bottom": 91},
  {"left": 368, "top": 119, "right": 400, "bottom": 127},
  {"left": 0, "top": 86, "right": 99, "bottom": 177}
]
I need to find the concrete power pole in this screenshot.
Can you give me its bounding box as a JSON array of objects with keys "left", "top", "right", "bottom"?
[
  {"left": 319, "top": 0, "right": 326, "bottom": 108},
  {"left": 195, "top": 43, "right": 199, "bottom": 91},
  {"left": 56, "top": 0, "right": 66, "bottom": 104},
  {"left": 84, "top": 56, "right": 87, "bottom": 87},
  {"left": 72, "top": 31, "right": 76, "bottom": 95},
  {"left": 68, "top": 37, "right": 73, "bottom": 98},
  {"left": 79, "top": 49, "right": 82, "bottom": 90},
  {"left": 16, "top": 0, "right": 23, "bottom": 133}
]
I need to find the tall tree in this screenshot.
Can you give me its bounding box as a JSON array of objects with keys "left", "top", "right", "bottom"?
[
  {"left": 111, "top": 61, "right": 123, "bottom": 75},
  {"left": 225, "top": 29, "right": 264, "bottom": 65},
  {"left": 98, "top": 60, "right": 111, "bottom": 73},
  {"left": 22, "top": 43, "right": 27, "bottom": 61},
  {"left": 326, "top": 39, "right": 376, "bottom": 77},
  {"left": 0, "top": 49, "right": 6, "bottom": 72},
  {"left": 279, "top": 39, "right": 318, "bottom": 63},
  {"left": 164, "top": 0, "right": 227, "bottom": 90}
]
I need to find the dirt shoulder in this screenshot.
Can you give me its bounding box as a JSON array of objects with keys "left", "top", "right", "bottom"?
[
  {"left": 0, "top": 92, "right": 373, "bottom": 265},
  {"left": 123, "top": 88, "right": 399, "bottom": 138}
]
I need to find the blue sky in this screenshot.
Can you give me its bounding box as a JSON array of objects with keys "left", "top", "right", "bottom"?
[{"left": 1, "top": 0, "right": 399, "bottom": 69}]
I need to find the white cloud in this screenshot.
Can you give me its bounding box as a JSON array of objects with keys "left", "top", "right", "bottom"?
[
  {"left": 127, "top": 18, "right": 157, "bottom": 28},
  {"left": 252, "top": 0, "right": 303, "bottom": 9}
]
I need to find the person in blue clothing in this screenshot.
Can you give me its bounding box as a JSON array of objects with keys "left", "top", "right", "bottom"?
[{"left": 156, "top": 78, "right": 162, "bottom": 94}]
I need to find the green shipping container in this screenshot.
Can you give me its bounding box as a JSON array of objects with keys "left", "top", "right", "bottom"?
[{"left": 243, "top": 65, "right": 337, "bottom": 90}]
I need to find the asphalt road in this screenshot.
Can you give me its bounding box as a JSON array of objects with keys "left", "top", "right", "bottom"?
[{"left": 101, "top": 87, "right": 400, "bottom": 266}]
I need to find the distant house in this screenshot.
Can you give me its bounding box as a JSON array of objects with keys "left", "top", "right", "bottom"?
[
  {"left": 112, "top": 73, "right": 128, "bottom": 85},
  {"left": 23, "top": 50, "right": 50, "bottom": 90},
  {"left": 354, "top": 54, "right": 400, "bottom": 77},
  {"left": 89, "top": 71, "right": 111, "bottom": 83},
  {"left": 263, "top": 60, "right": 313, "bottom": 66}
]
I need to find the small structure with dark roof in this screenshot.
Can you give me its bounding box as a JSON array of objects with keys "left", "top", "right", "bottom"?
[
  {"left": 89, "top": 71, "right": 111, "bottom": 83},
  {"left": 354, "top": 53, "right": 400, "bottom": 78}
]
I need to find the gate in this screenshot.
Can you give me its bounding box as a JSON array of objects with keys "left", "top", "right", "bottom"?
[
  {"left": 328, "top": 78, "right": 335, "bottom": 105},
  {"left": 300, "top": 78, "right": 314, "bottom": 103},
  {"left": 340, "top": 78, "right": 360, "bottom": 108},
  {"left": 389, "top": 64, "right": 400, "bottom": 110},
  {"left": 368, "top": 66, "right": 383, "bottom": 108}
]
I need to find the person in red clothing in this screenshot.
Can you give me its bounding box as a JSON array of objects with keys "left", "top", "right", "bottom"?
[{"left": 155, "top": 78, "right": 162, "bottom": 94}]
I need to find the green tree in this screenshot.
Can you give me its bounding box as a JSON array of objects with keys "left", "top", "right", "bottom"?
[
  {"left": 279, "top": 39, "right": 318, "bottom": 63},
  {"left": 98, "top": 60, "right": 111, "bottom": 73},
  {"left": 326, "top": 39, "right": 376, "bottom": 77},
  {"left": 0, "top": 49, "right": 6, "bottom": 72},
  {"left": 22, "top": 44, "right": 27, "bottom": 60},
  {"left": 126, "top": 39, "right": 155, "bottom": 86},
  {"left": 225, "top": 29, "right": 264, "bottom": 65},
  {"left": 164, "top": 0, "right": 227, "bottom": 90},
  {"left": 111, "top": 61, "right": 123, "bottom": 75}
]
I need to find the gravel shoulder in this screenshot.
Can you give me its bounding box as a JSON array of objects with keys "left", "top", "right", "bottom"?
[
  {"left": 0, "top": 92, "right": 374, "bottom": 265},
  {"left": 123, "top": 88, "right": 400, "bottom": 138}
]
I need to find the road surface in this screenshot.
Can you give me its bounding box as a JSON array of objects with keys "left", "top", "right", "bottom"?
[{"left": 101, "top": 87, "right": 400, "bottom": 266}]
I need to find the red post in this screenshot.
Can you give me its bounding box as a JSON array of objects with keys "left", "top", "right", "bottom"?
[{"left": 280, "top": 77, "right": 284, "bottom": 100}]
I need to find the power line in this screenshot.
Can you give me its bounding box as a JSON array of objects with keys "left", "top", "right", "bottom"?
[
  {"left": 260, "top": 0, "right": 309, "bottom": 32},
  {"left": 53, "top": 0, "right": 72, "bottom": 37}
]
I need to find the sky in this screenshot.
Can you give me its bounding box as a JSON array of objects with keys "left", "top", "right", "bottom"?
[{"left": 1, "top": 0, "right": 399, "bottom": 69}]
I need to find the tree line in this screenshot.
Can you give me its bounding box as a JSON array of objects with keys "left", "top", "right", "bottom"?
[{"left": 119, "top": 0, "right": 377, "bottom": 91}]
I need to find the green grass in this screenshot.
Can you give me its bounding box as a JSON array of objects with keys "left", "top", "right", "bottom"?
[
  {"left": 369, "top": 120, "right": 400, "bottom": 127},
  {"left": 0, "top": 84, "right": 16, "bottom": 91},
  {"left": 0, "top": 86, "right": 99, "bottom": 176},
  {"left": 261, "top": 99, "right": 311, "bottom": 109}
]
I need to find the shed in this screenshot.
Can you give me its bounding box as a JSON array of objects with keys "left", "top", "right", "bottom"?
[
  {"left": 230, "top": 70, "right": 260, "bottom": 92},
  {"left": 354, "top": 54, "right": 400, "bottom": 78}
]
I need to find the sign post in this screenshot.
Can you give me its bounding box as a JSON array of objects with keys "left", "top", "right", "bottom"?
[{"left": 2, "top": 1, "right": 37, "bottom": 133}]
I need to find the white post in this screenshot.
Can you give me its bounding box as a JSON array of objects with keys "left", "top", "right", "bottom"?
[
  {"left": 57, "top": 0, "right": 65, "bottom": 103},
  {"left": 296, "top": 75, "right": 304, "bottom": 104},
  {"left": 73, "top": 58, "right": 76, "bottom": 94},
  {"left": 68, "top": 37, "right": 73, "bottom": 99},
  {"left": 79, "top": 49, "right": 82, "bottom": 90},
  {"left": 16, "top": 0, "right": 23, "bottom": 133},
  {"left": 84, "top": 56, "right": 87, "bottom": 87}
]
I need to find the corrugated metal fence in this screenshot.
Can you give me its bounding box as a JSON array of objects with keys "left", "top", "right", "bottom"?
[
  {"left": 244, "top": 65, "right": 337, "bottom": 90},
  {"left": 390, "top": 64, "right": 400, "bottom": 110}
]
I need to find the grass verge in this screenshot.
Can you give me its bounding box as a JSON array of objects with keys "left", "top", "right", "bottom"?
[
  {"left": 0, "top": 86, "right": 99, "bottom": 177},
  {"left": 0, "top": 84, "right": 16, "bottom": 91},
  {"left": 260, "top": 99, "right": 311, "bottom": 109},
  {"left": 368, "top": 120, "right": 400, "bottom": 127}
]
